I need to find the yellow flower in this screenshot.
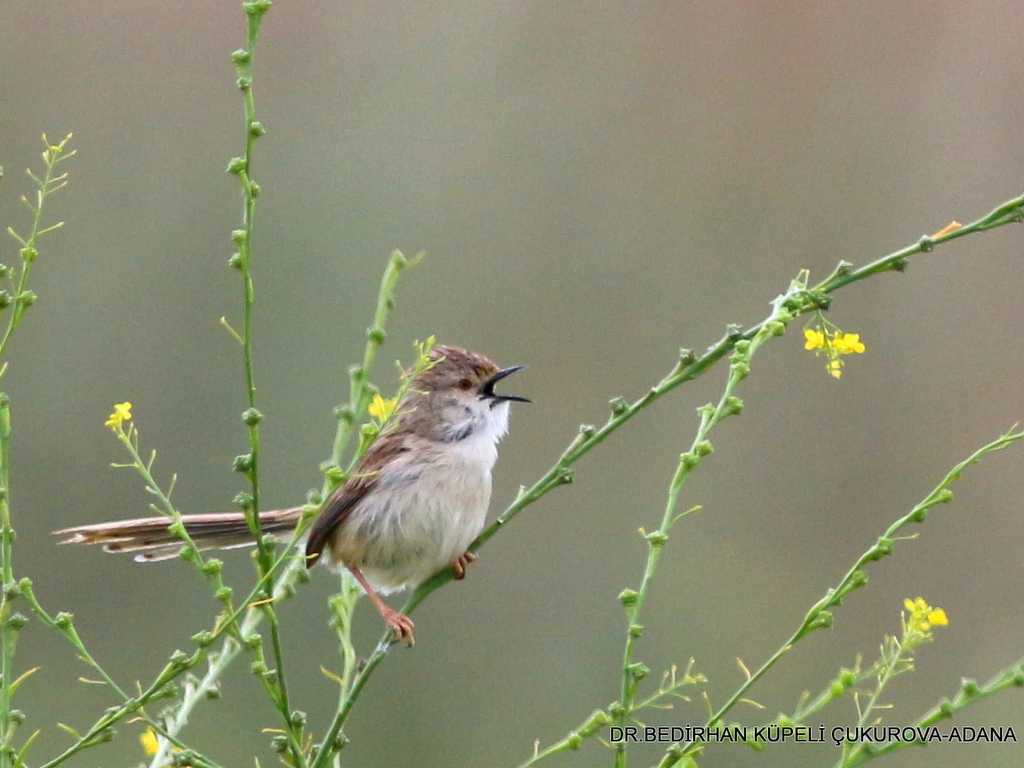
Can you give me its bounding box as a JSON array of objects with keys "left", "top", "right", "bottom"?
[
  {"left": 903, "top": 597, "right": 948, "bottom": 632},
  {"left": 141, "top": 725, "right": 179, "bottom": 758},
  {"left": 832, "top": 332, "right": 865, "bottom": 355},
  {"left": 104, "top": 401, "right": 133, "bottom": 429},
  {"left": 803, "top": 321, "right": 866, "bottom": 378},
  {"left": 141, "top": 727, "right": 159, "bottom": 755},
  {"left": 367, "top": 393, "right": 397, "bottom": 422}
]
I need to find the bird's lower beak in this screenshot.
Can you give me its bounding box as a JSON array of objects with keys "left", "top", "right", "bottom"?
[{"left": 480, "top": 365, "right": 531, "bottom": 403}]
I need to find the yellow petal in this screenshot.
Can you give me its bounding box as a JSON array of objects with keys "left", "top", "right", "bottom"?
[
  {"left": 837, "top": 333, "right": 865, "bottom": 354},
  {"left": 367, "top": 394, "right": 387, "bottom": 419},
  {"left": 141, "top": 728, "right": 159, "bottom": 755},
  {"left": 803, "top": 328, "right": 824, "bottom": 350}
]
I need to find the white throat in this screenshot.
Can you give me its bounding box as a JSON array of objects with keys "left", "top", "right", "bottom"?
[{"left": 445, "top": 399, "right": 510, "bottom": 468}]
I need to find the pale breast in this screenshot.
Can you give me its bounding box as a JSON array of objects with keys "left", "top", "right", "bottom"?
[{"left": 327, "top": 438, "right": 496, "bottom": 594}]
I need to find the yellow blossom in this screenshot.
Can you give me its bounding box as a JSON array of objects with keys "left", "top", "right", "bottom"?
[
  {"left": 141, "top": 725, "right": 179, "bottom": 758},
  {"left": 104, "top": 401, "right": 133, "bottom": 429},
  {"left": 141, "top": 727, "right": 159, "bottom": 755},
  {"left": 832, "top": 332, "right": 865, "bottom": 355},
  {"left": 367, "top": 393, "right": 397, "bottom": 422},
  {"left": 803, "top": 321, "right": 866, "bottom": 378},
  {"left": 903, "top": 597, "right": 949, "bottom": 633}
]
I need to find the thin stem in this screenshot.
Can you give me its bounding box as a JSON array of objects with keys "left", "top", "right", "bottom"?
[
  {"left": 513, "top": 709, "right": 611, "bottom": 768},
  {"left": 0, "top": 396, "right": 14, "bottom": 768},
  {"left": 0, "top": 134, "right": 74, "bottom": 768},
  {"left": 328, "top": 250, "right": 418, "bottom": 480},
  {"left": 0, "top": 135, "right": 75, "bottom": 363},
  {"left": 838, "top": 636, "right": 905, "bottom": 767},
  {"left": 225, "top": 3, "right": 306, "bottom": 763},
  {"left": 231, "top": 0, "right": 273, "bottom": 581}
]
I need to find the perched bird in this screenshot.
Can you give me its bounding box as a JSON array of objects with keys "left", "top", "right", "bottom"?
[{"left": 55, "top": 345, "right": 529, "bottom": 645}]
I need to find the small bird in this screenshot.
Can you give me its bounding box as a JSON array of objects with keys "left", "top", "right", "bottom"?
[{"left": 55, "top": 345, "right": 529, "bottom": 645}]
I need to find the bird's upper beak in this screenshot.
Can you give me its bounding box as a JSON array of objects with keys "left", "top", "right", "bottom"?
[{"left": 479, "top": 365, "right": 531, "bottom": 403}]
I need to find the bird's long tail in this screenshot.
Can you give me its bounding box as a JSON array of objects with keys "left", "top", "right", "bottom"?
[{"left": 53, "top": 508, "right": 305, "bottom": 562}]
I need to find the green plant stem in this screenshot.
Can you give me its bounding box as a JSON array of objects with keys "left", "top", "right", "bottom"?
[
  {"left": 328, "top": 250, "right": 416, "bottom": 480},
  {"left": 514, "top": 709, "right": 612, "bottom": 768},
  {"left": 0, "top": 136, "right": 73, "bottom": 363},
  {"left": 657, "top": 427, "right": 1024, "bottom": 767},
  {"left": 226, "top": 3, "right": 308, "bottom": 764},
  {"left": 232, "top": 0, "right": 273, "bottom": 580},
  {"left": 814, "top": 193, "right": 1024, "bottom": 295},
  {"left": 0, "top": 135, "right": 73, "bottom": 768},
  {"left": 838, "top": 637, "right": 907, "bottom": 767},
  {"left": 762, "top": 656, "right": 875, "bottom": 733},
  {"left": 0, "top": 396, "right": 14, "bottom": 768}
]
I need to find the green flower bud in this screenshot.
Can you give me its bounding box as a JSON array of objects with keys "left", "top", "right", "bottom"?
[
  {"left": 241, "top": 407, "right": 263, "bottom": 425},
  {"left": 609, "top": 396, "right": 629, "bottom": 415},
  {"left": 618, "top": 589, "right": 639, "bottom": 606}
]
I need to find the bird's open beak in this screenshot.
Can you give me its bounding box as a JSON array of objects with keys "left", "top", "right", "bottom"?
[{"left": 480, "top": 365, "right": 531, "bottom": 403}]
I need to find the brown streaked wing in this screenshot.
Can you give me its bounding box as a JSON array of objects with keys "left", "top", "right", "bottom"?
[{"left": 304, "top": 432, "right": 408, "bottom": 567}]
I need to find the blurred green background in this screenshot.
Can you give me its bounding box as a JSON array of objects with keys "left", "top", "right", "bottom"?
[{"left": 2, "top": 2, "right": 1023, "bottom": 766}]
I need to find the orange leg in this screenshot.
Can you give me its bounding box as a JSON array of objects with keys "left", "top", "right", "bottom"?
[
  {"left": 451, "top": 551, "right": 478, "bottom": 580},
  {"left": 348, "top": 566, "right": 415, "bottom": 646}
]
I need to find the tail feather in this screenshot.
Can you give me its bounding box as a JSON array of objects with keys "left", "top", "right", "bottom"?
[{"left": 53, "top": 508, "right": 304, "bottom": 562}]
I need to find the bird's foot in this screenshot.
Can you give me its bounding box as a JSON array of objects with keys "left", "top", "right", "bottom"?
[
  {"left": 380, "top": 605, "right": 415, "bottom": 646},
  {"left": 451, "top": 551, "right": 478, "bottom": 580}
]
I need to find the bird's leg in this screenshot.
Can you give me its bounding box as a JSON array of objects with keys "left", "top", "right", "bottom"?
[
  {"left": 348, "top": 565, "right": 415, "bottom": 646},
  {"left": 451, "top": 551, "right": 478, "bottom": 580}
]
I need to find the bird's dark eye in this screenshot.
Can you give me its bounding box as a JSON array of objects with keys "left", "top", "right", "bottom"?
[{"left": 458, "top": 378, "right": 473, "bottom": 390}]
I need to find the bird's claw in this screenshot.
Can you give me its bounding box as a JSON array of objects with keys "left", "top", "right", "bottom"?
[
  {"left": 451, "top": 551, "right": 478, "bottom": 580},
  {"left": 381, "top": 606, "right": 415, "bottom": 646}
]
